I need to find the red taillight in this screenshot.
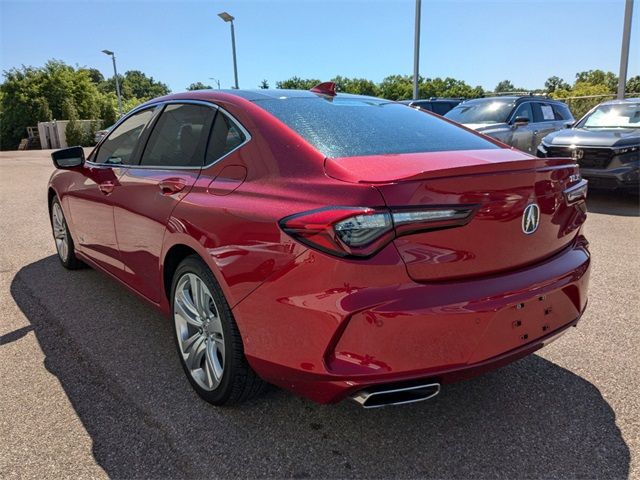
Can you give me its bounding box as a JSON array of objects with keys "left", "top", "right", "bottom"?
[{"left": 280, "top": 206, "right": 476, "bottom": 258}]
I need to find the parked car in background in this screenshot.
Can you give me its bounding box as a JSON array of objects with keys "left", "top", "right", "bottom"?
[
  {"left": 48, "top": 84, "right": 590, "bottom": 408},
  {"left": 399, "top": 98, "right": 462, "bottom": 116},
  {"left": 94, "top": 125, "right": 113, "bottom": 144},
  {"left": 537, "top": 98, "right": 639, "bottom": 192},
  {"left": 445, "top": 96, "right": 574, "bottom": 154}
]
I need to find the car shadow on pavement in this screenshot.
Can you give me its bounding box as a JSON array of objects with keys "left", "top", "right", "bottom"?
[
  {"left": 10, "top": 255, "right": 630, "bottom": 479},
  {"left": 586, "top": 190, "right": 639, "bottom": 217}
]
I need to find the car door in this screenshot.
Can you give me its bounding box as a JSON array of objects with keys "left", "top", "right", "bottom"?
[
  {"left": 110, "top": 101, "right": 217, "bottom": 302},
  {"left": 508, "top": 102, "right": 536, "bottom": 153},
  {"left": 531, "top": 102, "right": 562, "bottom": 149},
  {"left": 66, "top": 107, "right": 157, "bottom": 275}
]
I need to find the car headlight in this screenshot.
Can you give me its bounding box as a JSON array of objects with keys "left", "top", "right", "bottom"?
[
  {"left": 613, "top": 145, "right": 639, "bottom": 155},
  {"left": 538, "top": 143, "right": 547, "bottom": 154}
]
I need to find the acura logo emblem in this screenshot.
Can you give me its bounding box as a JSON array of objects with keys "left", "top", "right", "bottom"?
[{"left": 522, "top": 204, "right": 540, "bottom": 235}]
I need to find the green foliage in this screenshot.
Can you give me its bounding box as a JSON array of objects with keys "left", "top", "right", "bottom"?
[
  {"left": 64, "top": 99, "right": 83, "bottom": 146},
  {"left": 551, "top": 82, "right": 613, "bottom": 118},
  {"left": 0, "top": 60, "right": 104, "bottom": 149},
  {"left": 626, "top": 75, "right": 640, "bottom": 94},
  {"left": 186, "top": 82, "right": 212, "bottom": 91},
  {"left": 99, "top": 70, "right": 170, "bottom": 101},
  {"left": 544, "top": 76, "right": 570, "bottom": 93},
  {"left": 276, "top": 76, "right": 322, "bottom": 90},
  {"left": 330, "top": 76, "right": 379, "bottom": 96},
  {"left": 575, "top": 70, "right": 618, "bottom": 92},
  {"left": 494, "top": 80, "right": 515, "bottom": 93},
  {"left": 259, "top": 79, "right": 269, "bottom": 89}
]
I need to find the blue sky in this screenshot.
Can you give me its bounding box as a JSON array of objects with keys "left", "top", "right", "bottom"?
[{"left": 1, "top": 0, "right": 638, "bottom": 92}]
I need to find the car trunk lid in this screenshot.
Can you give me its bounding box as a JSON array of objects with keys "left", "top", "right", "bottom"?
[{"left": 325, "top": 149, "right": 586, "bottom": 281}]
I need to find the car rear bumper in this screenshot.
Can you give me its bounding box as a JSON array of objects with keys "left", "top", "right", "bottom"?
[{"left": 235, "top": 237, "right": 590, "bottom": 404}]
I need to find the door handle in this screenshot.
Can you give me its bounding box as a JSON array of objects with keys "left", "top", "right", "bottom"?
[
  {"left": 159, "top": 178, "right": 187, "bottom": 195},
  {"left": 99, "top": 181, "right": 115, "bottom": 195}
]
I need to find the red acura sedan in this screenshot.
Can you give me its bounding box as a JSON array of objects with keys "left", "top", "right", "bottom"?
[{"left": 48, "top": 84, "right": 590, "bottom": 408}]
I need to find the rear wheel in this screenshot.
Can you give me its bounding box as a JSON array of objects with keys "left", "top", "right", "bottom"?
[
  {"left": 171, "top": 255, "right": 267, "bottom": 405},
  {"left": 50, "top": 197, "right": 83, "bottom": 269}
]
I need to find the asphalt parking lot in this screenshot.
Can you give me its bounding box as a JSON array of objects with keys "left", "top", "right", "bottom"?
[{"left": 0, "top": 149, "right": 639, "bottom": 479}]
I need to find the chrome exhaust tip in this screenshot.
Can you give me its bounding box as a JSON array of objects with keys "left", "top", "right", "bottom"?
[{"left": 350, "top": 382, "right": 441, "bottom": 409}]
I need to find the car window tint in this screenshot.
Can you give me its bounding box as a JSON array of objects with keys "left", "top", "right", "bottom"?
[
  {"left": 513, "top": 103, "right": 533, "bottom": 122},
  {"left": 552, "top": 103, "right": 573, "bottom": 121},
  {"left": 431, "top": 102, "right": 452, "bottom": 116},
  {"left": 140, "top": 103, "right": 215, "bottom": 167},
  {"left": 255, "top": 97, "right": 498, "bottom": 158},
  {"left": 536, "top": 103, "right": 556, "bottom": 122},
  {"left": 94, "top": 108, "right": 155, "bottom": 165},
  {"left": 206, "top": 111, "right": 247, "bottom": 163}
]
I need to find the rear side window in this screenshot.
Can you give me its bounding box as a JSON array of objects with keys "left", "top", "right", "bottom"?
[
  {"left": 552, "top": 103, "right": 573, "bottom": 121},
  {"left": 94, "top": 108, "right": 155, "bottom": 165},
  {"left": 140, "top": 103, "right": 215, "bottom": 167},
  {"left": 533, "top": 102, "right": 557, "bottom": 122},
  {"left": 255, "top": 97, "right": 498, "bottom": 158},
  {"left": 206, "top": 111, "right": 247, "bottom": 164},
  {"left": 430, "top": 102, "right": 454, "bottom": 116}
]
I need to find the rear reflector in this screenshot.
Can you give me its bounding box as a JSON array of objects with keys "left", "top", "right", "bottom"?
[{"left": 280, "top": 206, "right": 476, "bottom": 258}]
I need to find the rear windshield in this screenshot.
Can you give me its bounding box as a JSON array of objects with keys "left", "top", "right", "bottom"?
[{"left": 253, "top": 96, "right": 499, "bottom": 158}]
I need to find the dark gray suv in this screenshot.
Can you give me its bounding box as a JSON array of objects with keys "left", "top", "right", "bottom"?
[{"left": 445, "top": 96, "right": 574, "bottom": 154}]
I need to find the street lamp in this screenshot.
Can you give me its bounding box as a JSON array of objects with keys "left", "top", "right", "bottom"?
[
  {"left": 218, "top": 11, "right": 239, "bottom": 89},
  {"left": 209, "top": 77, "right": 221, "bottom": 89},
  {"left": 102, "top": 49, "right": 123, "bottom": 117}
]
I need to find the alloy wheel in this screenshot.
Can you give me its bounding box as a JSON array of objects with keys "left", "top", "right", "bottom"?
[
  {"left": 174, "top": 273, "right": 226, "bottom": 391},
  {"left": 52, "top": 202, "right": 69, "bottom": 262}
]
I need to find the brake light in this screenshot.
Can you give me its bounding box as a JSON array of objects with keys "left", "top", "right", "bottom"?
[{"left": 280, "top": 206, "right": 475, "bottom": 258}]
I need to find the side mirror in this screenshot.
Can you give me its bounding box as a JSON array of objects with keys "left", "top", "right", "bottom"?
[
  {"left": 51, "top": 146, "right": 85, "bottom": 169},
  {"left": 512, "top": 116, "right": 530, "bottom": 127},
  {"left": 564, "top": 121, "right": 574, "bottom": 129}
]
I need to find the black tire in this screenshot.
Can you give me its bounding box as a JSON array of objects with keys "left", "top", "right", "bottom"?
[
  {"left": 50, "top": 196, "right": 84, "bottom": 270},
  {"left": 171, "top": 255, "right": 267, "bottom": 405}
]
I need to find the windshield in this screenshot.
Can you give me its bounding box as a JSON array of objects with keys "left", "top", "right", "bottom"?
[
  {"left": 254, "top": 96, "right": 499, "bottom": 158},
  {"left": 579, "top": 103, "right": 640, "bottom": 128},
  {"left": 444, "top": 100, "right": 513, "bottom": 124}
]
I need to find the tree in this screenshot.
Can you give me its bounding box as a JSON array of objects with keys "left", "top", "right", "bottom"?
[
  {"left": 63, "top": 98, "right": 84, "bottom": 146},
  {"left": 99, "top": 70, "right": 170, "bottom": 101},
  {"left": 187, "top": 82, "right": 212, "bottom": 91},
  {"left": 626, "top": 75, "right": 640, "bottom": 94},
  {"left": 0, "top": 60, "right": 104, "bottom": 149},
  {"left": 259, "top": 79, "right": 269, "bottom": 89},
  {"left": 575, "top": 70, "right": 618, "bottom": 92},
  {"left": 544, "top": 76, "right": 570, "bottom": 93},
  {"left": 494, "top": 80, "right": 515, "bottom": 93},
  {"left": 328, "top": 76, "right": 379, "bottom": 96},
  {"left": 551, "top": 82, "right": 612, "bottom": 118},
  {"left": 82, "top": 68, "right": 105, "bottom": 84},
  {"left": 378, "top": 74, "right": 414, "bottom": 100},
  {"left": 276, "top": 76, "right": 321, "bottom": 90}
]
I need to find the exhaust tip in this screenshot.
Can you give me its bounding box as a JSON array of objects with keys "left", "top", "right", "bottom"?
[{"left": 350, "top": 381, "right": 441, "bottom": 409}]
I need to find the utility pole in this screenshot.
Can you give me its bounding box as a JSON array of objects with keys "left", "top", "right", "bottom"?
[
  {"left": 617, "top": 0, "right": 634, "bottom": 99},
  {"left": 413, "top": 0, "right": 422, "bottom": 100},
  {"left": 218, "top": 12, "right": 239, "bottom": 89}
]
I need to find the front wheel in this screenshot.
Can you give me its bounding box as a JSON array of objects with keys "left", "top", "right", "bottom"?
[
  {"left": 171, "top": 255, "right": 267, "bottom": 405},
  {"left": 50, "top": 197, "right": 83, "bottom": 269}
]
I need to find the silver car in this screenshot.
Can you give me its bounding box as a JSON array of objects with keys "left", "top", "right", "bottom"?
[{"left": 445, "top": 96, "right": 574, "bottom": 154}]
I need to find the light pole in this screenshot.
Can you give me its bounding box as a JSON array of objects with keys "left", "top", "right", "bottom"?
[
  {"left": 209, "top": 77, "right": 221, "bottom": 89},
  {"left": 617, "top": 0, "right": 634, "bottom": 99},
  {"left": 102, "top": 49, "right": 123, "bottom": 117},
  {"left": 412, "top": 0, "right": 422, "bottom": 100},
  {"left": 218, "top": 11, "right": 239, "bottom": 89}
]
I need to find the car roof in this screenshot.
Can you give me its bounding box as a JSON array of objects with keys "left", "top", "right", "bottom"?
[
  {"left": 599, "top": 97, "right": 640, "bottom": 105},
  {"left": 154, "top": 89, "right": 384, "bottom": 103}
]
